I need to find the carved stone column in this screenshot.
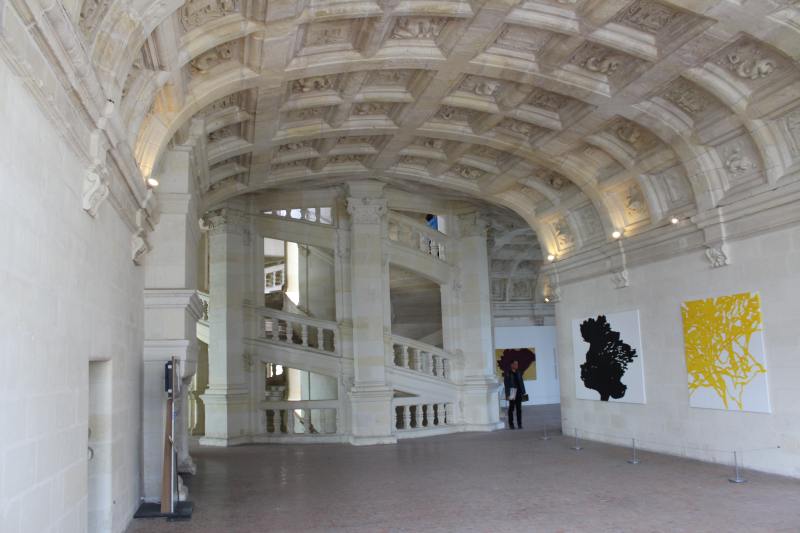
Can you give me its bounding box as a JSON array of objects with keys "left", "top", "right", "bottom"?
[
  {"left": 345, "top": 181, "right": 396, "bottom": 445},
  {"left": 199, "top": 207, "right": 253, "bottom": 446},
  {"left": 451, "top": 212, "right": 503, "bottom": 431}
]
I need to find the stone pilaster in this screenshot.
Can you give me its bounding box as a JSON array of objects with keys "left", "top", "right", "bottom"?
[
  {"left": 142, "top": 149, "right": 203, "bottom": 502},
  {"left": 199, "top": 207, "right": 253, "bottom": 446},
  {"left": 345, "top": 182, "right": 396, "bottom": 445},
  {"left": 452, "top": 212, "right": 503, "bottom": 431}
]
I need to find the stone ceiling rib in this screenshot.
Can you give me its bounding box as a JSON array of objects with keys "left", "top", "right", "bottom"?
[{"left": 81, "top": 0, "right": 800, "bottom": 260}]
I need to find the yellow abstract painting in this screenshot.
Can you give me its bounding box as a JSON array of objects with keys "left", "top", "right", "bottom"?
[{"left": 681, "top": 292, "right": 770, "bottom": 412}]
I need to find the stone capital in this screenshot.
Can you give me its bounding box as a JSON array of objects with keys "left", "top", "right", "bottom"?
[
  {"left": 202, "top": 207, "right": 251, "bottom": 236},
  {"left": 457, "top": 212, "right": 488, "bottom": 237},
  {"left": 346, "top": 197, "right": 387, "bottom": 225}
]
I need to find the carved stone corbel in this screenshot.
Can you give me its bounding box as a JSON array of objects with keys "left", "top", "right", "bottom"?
[
  {"left": 82, "top": 164, "right": 110, "bottom": 217},
  {"left": 705, "top": 243, "right": 730, "bottom": 268},
  {"left": 610, "top": 268, "right": 629, "bottom": 289}
]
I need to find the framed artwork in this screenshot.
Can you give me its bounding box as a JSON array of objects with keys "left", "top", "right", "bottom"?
[
  {"left": 681, "top": 291, "right": 770, "bottom": 413},
  {"left": 495, "top": 348, "right": 536, "bottom": 380},
  {"left": 572, "top": 310, "right": 646, "bottom": 403}
]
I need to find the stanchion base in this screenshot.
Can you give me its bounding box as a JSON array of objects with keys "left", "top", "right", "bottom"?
[
  {"left": 627, "top": 459, "right": 640, "bottom": 465},
  {"left": 134, "top": 501, "right": 193, "bottom": 521},
  {"left": 540, "top": 436, "right": 551, "bottom": 441},
  {"left": 728, "top": 477, "right": 747, "bottom": 484},
  {"left": 571, "top": 446, "right": 583, "bottom": 451}
]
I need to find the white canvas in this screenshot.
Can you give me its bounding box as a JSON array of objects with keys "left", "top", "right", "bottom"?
[
  {"left": 571, "top": 309, "right": 646, "bottom": 404},
  {"left": 681, "top": 292, "right": 771, "bottom": 413}
]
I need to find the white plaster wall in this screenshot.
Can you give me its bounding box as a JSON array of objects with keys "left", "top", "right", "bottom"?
[
  {"left": 556, "top": 224, "right": 800, "bottom": 477},
  {"left": 495, "top": 326, "right": 560, "bottom": 405},
  {"left": 0, "top": 57, "right": 144, "bottom": 533}
]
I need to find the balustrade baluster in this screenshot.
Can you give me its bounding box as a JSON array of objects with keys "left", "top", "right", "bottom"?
[
  {"left": 414, "top": 405, "right": 423, "bottom": 429},
  {"left": 401, "top": 345, "right": 409, "bottom": 368},
  {"left": 432, "top": 355, "right": 439, "bottom": 376},
  {"left": 393, "top": 406, "right": 399, "bottom": 431},
  {"left": 301, "top": 324, "right": 309, "bottom": 347},
  {"left": 442, "top": 359, "right": 448, "bottom": 379},
  {"left": 286, "top": 321, "right": 294, "bottom": 344},
  {"left": 403, "top": 406, "right": 411, "bottom": 430},
  {"left": 426, "top": 352, "right": 434, "bottom": 375}
]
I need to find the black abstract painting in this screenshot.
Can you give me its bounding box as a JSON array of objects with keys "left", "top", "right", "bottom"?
[{"left": 579, "top": 315, "right": 638, "bottom": 401}]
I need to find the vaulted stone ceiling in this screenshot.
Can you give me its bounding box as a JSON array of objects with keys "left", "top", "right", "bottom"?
[{"left": 81, "top": 0, "right": 800, "bottom": 261}]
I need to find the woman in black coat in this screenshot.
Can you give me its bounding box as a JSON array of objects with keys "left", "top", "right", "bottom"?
[{"left": 504, "top": 360, "right": 526, "bottom": 429}]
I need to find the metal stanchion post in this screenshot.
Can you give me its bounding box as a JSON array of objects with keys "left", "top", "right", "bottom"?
[
  {"left": 729, "top": 450, "right": 746, "bottom": 483},
  {"left": 571, "top": 428, "right": 582, "bottom": 451},
  {"left": 541, "top": 423, "right": 551, "bottom": 441},
  {"left": 627, "top": 438, "right": 640, "bottom": 464}
]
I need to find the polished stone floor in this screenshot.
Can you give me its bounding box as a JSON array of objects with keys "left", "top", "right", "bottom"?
[{"left": 128, "top": 405, "right": 800, "bottom": 532}]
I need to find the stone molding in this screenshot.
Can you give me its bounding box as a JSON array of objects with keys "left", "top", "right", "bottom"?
[{"left": 346, "top": 197, "right": 387, "bottom": 225}]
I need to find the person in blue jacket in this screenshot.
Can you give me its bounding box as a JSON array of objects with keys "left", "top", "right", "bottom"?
[{"left": 504, "top": 360, "right": 526, "bottom": 429}]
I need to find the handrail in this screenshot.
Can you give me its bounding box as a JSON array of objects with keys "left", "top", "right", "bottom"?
[
  {"left": 388, "top": 212, "right": 450, "bottom": 243},
  {"left": 258, "top": 399, "right": 339, "bottom": 409},
  {"left": 389, "top": 334, "right": 457, "bottom": 380},
  {"left": 387, "top": 212, "right": 449, "bottom": 261},
  {"left": 389, "top": 334, "right": 455, "bottom": 360},
  {"left": 252, "top": 306, "right": 339, "bottom": 354},
  {"left": 254, "top": 306, "right": 338, "bottom": 331}
]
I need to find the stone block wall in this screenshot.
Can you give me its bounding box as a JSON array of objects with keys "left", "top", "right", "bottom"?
[
  {"left": 0, "top": 57, "right": 145, "bottom": 533},
  {"left": 557, "top": 223, "right": 800, "bottom": 477}
]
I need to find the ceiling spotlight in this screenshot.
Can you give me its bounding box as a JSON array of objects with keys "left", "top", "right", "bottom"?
[
  {"left": 611, "top": 230, "right": 622, "bottom": 240},
  {"left": 146, "top": 177, "right": 160, "bottom": 188},
  {"left": 670, "top": 216, "right": 680, "bottom": 225},
  {"left": 544, "top": 296, "right": 551, "bottom": 303},
  {"left": 547, "top": 254, "right": 556, "bottom": 262}
]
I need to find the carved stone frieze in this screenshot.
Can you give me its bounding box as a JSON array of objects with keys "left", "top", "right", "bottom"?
[
  {"left": 716, "top": 41, "right": 778, "bottom": 81},
  {"left": 552, "top": 218, "right": 575, "bottom": 250},
  {"left": 452, "top": 164, "right": 485, "bottom": 180},
  {"left": 436, "top": 105, "right": 470, "bottom": 122},
  {"left": 305, "top": 21, "right": 352, "bottom": 47},
  {"left": 353, "top": 102, "right": 392, "bottom": 115},
  {"left": 190, "top": 42, "right": 236, "bottom": 75},
  {"left": 614, "top": 0, "right": 680, "bottom": 34},
  {"left": 499, "top": 119, "right": 542, "bottom": 140},
  {"left": 623, "top": 185, "right": 648, "bottom": 220},
  {"left": 181, "top": 0, "right": 240, "bottom": 30},
  {"left": 367, "top": 70, "right": 413, "bottom": 86},
  {"left": 399, "top": 155, "right": 428, "bottom": 166},
  {"left": 720, "top": 142, "right": 758, "bottom": 179},
  {"left": 329, "top": 154, "right": 364, "bottom": 164},
  {"left": 661, "top": 78, "right": 712, "bottom": 115},
  {"left": 391, "top": 17, "right": 447, "bottom": 40},
  {"left": 526, "top": 88, "right": 568, "bottom": 111},
  {"left": 494, "top": 25, "right": 553, "bottom": 54},
  {"left": 278, "top": 141, "right": 311, "bottom": 152},
  {"left": 201, "top": 93, "right": 240, "bottom": 116},
  {"left": 346, "top": 197, "right": 387, "bottom": 224},
  {"left": 575, "top": 204, "right": 603, "bottom": 240},
  {"left": 207, "top": 125, "right": 235, "bottom": 142},
  {"left": 459, "top": 76, "right": 502, "bottom": 97},
  {"left": 79, "top": 0, "right": 111, "bottom": 36},
  {"left": 286, "top": 107, "right": 327, "bottom": 121},
  {"left": 292, "top": 76, "right": 335, "bottom": 94}
]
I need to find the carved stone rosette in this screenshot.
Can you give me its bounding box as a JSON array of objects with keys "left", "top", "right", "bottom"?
[{"left": 346, "top": 197, "right": 387, "bottom": 225}]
